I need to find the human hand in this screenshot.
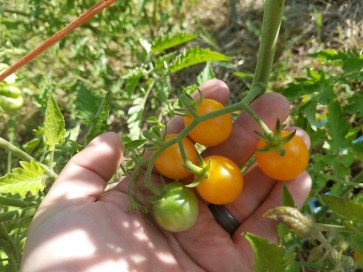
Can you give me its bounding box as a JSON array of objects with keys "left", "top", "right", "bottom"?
[{"left": 20, "top": 79, "right": 311, "bottom": 272}]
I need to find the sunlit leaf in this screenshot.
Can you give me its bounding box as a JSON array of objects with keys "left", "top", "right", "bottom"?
[
  {"left": 0, "top": 161, "right": 45, "bottom": 196},
  {"left": 244, "top": 232, "right": 294, "bottom": 272},
  {"left": 44, "top": 96, "right": 66, "bottom": 151},
  {"left": 151, "top": 33, "right": 197, "bottom": 53},
  {"left": 169, "top": 46, "right": 231, "bottom": 72},
  {"left": 321, "top": 195, "right": 363, "bottom": 223}
]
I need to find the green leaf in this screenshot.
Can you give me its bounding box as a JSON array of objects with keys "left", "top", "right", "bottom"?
[
  {"left": 244, "top": 232, "right": 292, "bottom": 272},
  {"left": 76, "top": 85, "right": 102, "bottom": 126},
  {"left": 345, "top": 90, "right": 363, "bottom": 118},
  {"left": 196, "top": 63, "right": 215, "bottom": 86},
  {"left": 0, "top": 161, "right": 45, "bottom": 196},
  {"left": 123, "top": 138, "right": 146, "bottom": 150},
  {"left": 169, "top": 46, "right": 231, "bottom": 72},
  {"left": 44, "top": 96, "right": 66, "bottom": 151},
  {"left": 321, "top": 194, "right": 363, "bottom": 223},
  {"left": 310, "top": 49, "right": 340, "bottom": 63},
  {"left": 278, "top": 185, "right": 297, "bottom": 245},
  {"left": 233, "top": 71, "right": 255, "bottom": 78},
  {"left": 327, "top": 99, "right": 351, "bottom": 151},
  {"left": 76, "top": 85, "right": 110, "bottom": 143},
  {"left": 121, "top": 68, "right": 146, "bottom": 97},
  {"left": 151, "top": 33, "right": 197, "bottom": 53},
  {"left": 311, "top": 49, "right": 363, "bottom": 73},
  {"left": 127, "top": 96, "right": 145, "bottom": 140},
  {"left": 298, "top": 100, "right": 318, "bottom": 126},
  {"left": 86, "top": 97, "right": 110, "bottom": 143},
  {"left": 282, "top": 184, "right": 296, "bottom": 207}
]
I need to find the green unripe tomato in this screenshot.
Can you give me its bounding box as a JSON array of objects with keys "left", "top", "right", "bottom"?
[
  {"left": 0, "top": 64, "right": 24, "bottom": 113},
  {"left": 0, "top": 95, "right": 24, "bottom": 112},
  {"left": 0, "top": 84, "right": 22, "bottom": 98},
  {"left": 153, "top": 181, "right": 199, "bottom": 232}
]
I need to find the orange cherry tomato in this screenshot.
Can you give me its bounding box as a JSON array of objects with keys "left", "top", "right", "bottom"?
[
  {"left": 154, "top": 134, "right": 198, "bottom": 180},
  {"left": 184, "top": 99, "right": 232, "bottom": 146},
  {"left": 196, "top": 155, "right": 243, "bottom": 204},
  {"left": 255, "top": 131, "right": 309, "bottom": 181}
]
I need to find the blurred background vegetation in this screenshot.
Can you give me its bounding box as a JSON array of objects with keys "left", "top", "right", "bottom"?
[{"left": 0, "top": 0, "right": 362, "bottom": 271}]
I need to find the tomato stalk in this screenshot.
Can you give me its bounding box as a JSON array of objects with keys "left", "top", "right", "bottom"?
[
  {"left": 0, "top": 137, "right": 57, "bottom": 179},
  {"left": 6, "top": 116, "right": 16, "bottom": 173},
  {"left": 251, "top": 0, "right": 285, "bottom": 92},
  {"left": 241, "top": 103, "right": 273, "bottom": 138}
]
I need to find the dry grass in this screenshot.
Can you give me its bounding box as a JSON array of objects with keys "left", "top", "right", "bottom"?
[{"left": 180, "top": 0, "right": 363, "bottom": 101}]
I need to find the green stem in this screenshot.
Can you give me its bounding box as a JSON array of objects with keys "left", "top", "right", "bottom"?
[
  {"left": 316, "top": 223, "right": 358, "bottom": 233},
  {"left": 145, "top": 149, "right": 164, "bottom": 196},
  {"left": 7, "top": 116, "right": 16, "bottom": 173},
  {"left": 0, "top": 196, "right": 37, "bottom": 208},
  {"left": 241, "top": 103, "right": 272, "bottom": 137},
  {"left": 251, "top": 0, "right": 285, "bottom": 92},
  {"left": 0, "top": 137, "right": 58, "bottom": 179}
]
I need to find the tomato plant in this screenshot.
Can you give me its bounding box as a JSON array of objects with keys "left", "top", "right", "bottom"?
[
  {"left": 153, "top": 181, "right": 199, "bottom": 232},
  {"left": 184, "top": 99, "right": 232, "bottom": 146},
  {"left": 196, "top": 155, "right": 243, "bottom": 204},
  {"left": 154, "top": 134, "right": 198, "bottom": 180},
  {"left": 255, "top": 131, "right": 309, "bottom": 181}
]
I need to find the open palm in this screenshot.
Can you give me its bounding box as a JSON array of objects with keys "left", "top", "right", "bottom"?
[{"left": 21, "top": 80, "right": 311, "bottom": 272}]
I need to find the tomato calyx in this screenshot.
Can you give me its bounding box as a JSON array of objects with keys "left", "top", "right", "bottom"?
[
  {"left": 255, "top": 119, "right": 296, "bottom": 156},
  {"left": 185, "top": 155, "right": 211, "bottom": 188},
  {"left": 176, "top": 90, "right": 204, "bottom": 118}
]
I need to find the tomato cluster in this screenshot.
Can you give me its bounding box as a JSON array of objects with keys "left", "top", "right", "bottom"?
[{"left": 151, "top": 98, "right": 309, "bottom": 232}]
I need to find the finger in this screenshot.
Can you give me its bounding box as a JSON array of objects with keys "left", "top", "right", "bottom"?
[
  {"left": 233, "top": 171, "right": 312, "bottom": 269},
  {"left": 40, "top": 132, "right": 123, "bottom": 209},
  {"left": 166, "top": 79, "right": 230, "bottom": 134},
  {"left": 203, "top": 92, "right": 291, "bottom": 166},
  {"left": 287, "top": 126, "right": 310, "bottom": 148}
]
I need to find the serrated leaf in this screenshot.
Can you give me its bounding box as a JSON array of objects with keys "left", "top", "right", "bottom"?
[
  {"left": 327, "top": 100, "right": 351, "bottom": 151},
  {"left": 76, "top": 85, "right": 102, "bottom": 126},
  {"left": 233, "top": 71, "right": 255, "bottom": 78},
  {"left": 0, "top": 161, "right": 45, "bottom": 196},
  {"left": 311, "top": 49, "right": 363, "bottom": 73},
  {"left": 282, "top": 78, "right": 322, "bottom": 101},
  {"left": 282, "top": 184, "right": 296, "bottom": 208},
  {"left": 278, "top": 185, "right": 297, "bottom": 242},
  {"left": 86, "top": 97, "right": 110, "bottom": 143},
  {"left": 127, "top": 96, "right": 145, "bottom": 140},
  {"left": 316, "top": 84, "right": 335, "bottom": 105},
  {"left": 151, "top": 33, "right": 197, "bottom": 53},
  {"left": 197, "top": 63, "right": 215, "bottom": 86},
  {"left": 298, "top": 99, "right": 318, "bottom": 125},
  {"left": 310, "top": 49, "right": 339, "bottom": 63},
  {"left": 244, "top": 232, "right": 291, "bottom": 272},
  {"left": 345, "top": 91, "right": 363, "bottom": 118},
  {"left": 123, "top": 139, "right": 146, "bottom": 150},
  {"left": 76, "top": 85, "right": 110, "bottom": 143},
  {"left": 321, "top": 194, "right": 363, "bottom": 223},
  {"left": 122, "top": 68, "right": 145, "bottom": 97},
  {"left": 44, "top": 96, "right": 66, "bottom": 151},
  {"left": 169, "top": 46, "right": 231, "bottom": 72}
]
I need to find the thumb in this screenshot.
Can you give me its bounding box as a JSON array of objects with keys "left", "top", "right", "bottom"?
[{"left": 40, "top": 132, "right": 123, "bottom": 210}]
